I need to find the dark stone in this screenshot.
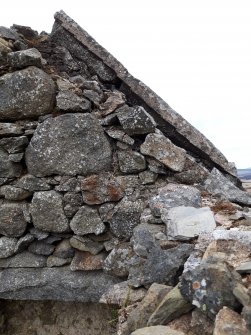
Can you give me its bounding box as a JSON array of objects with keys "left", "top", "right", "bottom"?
[
  {"left": 0, "top": 237, "right": 17, "bottom": 258},
  {"left": 118, "top": 150, "right": 146, "bottom": 173},
  {"left": 0, "top": 185, "right": 31, "bottom": 200},
  {"left": 70, "top": 251, "right": 106, "bottom": 271},
  {"left": 0, "top": 147, "right": 22, "bottom": 178},
  {"left": 70, "top": 236, "right": 104, "bottom": 255},
  {"left": 14, "top": 234, "right": 34, "bottom": 253},
  {"left": 15, "top": 174, "right": 51, "bottom": 191},
  {"left": 0, "top": 66, "right": 55, "bottom": 120},
  {"left": 0, "top": 26, "right": 19, "bottom": 40},
  {"left": 56, "top": 91, "right": 91, "bottom": 112},
  {"left": 30, "top": 191, "right": 69, "bottom": 233},
  {"left": 7, "top": 48, "right": 43, "bottom": 69},
  {"left": 63, "top": 192, "right": 83, "bottom": 218},
  {"left": 28, "top": 241, "right": 55, "bottom": 256},
  {"left": 0, "top": 203, "right": 27, "bottom": 237},
  {"left": 0, "top": 136, "right": 28, "bottom": 154},
  {"left": 0, "top": 251, "right": 46, "bottom": 268},
  {"left": 55, "top": 176, "right": 79, "bottom": 192},
  {"left": 53, "top": 239, "right": 75, "bottom": 259},
  {"left": 25, "top": 113, "right": 112, "bottom": 176}
]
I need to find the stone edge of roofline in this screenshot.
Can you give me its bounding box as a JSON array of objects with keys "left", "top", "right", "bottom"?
[{"left": 54, "top": 10, "right": 235, "bottom": 176}]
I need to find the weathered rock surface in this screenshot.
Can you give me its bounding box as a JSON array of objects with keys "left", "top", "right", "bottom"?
[
  {"left": 30, "top": 191, "right": 69, "bottom": 233},
  {"left": 70, "top": 236, "right": 104, "bottom": 255},
  {"left": 140, "top": 134, "right": 186, "bottom": 172},
  {"left": 70, "top": 251, "right": 106, "bottom": 271},
  {"left": 25, "top": 113, "right": 112, "bottom": 176},
  {"left": 56, "top": 90, "right": 91, "bottom": 112},
  {"left": 213, "top": 307, "right": 248, "bottom": 335},
  {"left": 7, "top": 48, "right": 43, "bottom": 69},
  {"left": 28, "top": 241, "right": 55, "bottom": 256},
  {"left": 0, "top": 147, "right": 22, "bottom": 178},
  {"left": 163, "top": 206, "right": 216, "bottom": 240},
  {"left": 15, "top": 174, "right": 51, "bottom": 191},
  {"left": 0, "top": 251, "right": 47, "bottom": 268},
  {"left": 118, "top": 150, "right": 146, "bottom": 173},
  {"left": 0, "top": 203, "right": 27, "bottom": 237},
  {"left": 0, "top": 237, "right": 17, "bottom": 258},
  {"left": 0, "top": 267, "right": 121, "bottom": 301},
  {"left": 117, "top": 105, "right": 156, "bottom": 135},
  {"left": 0, "top": 136, "right": 28, "bottom": 154},
  {"left": 204, "top": 168, "right": 251, "bottom": 205},
  {"left": 0, "top": 66, "right": 55, "bottom": 120},
  {"left": 131, "top": 326, "right": 185, "bottom": 335},
  {"left": 70, "top": 205, "right": 105, "bottom": 235},
  {"left": 150, "top": 184, "right": 201, "bottom": 217}
]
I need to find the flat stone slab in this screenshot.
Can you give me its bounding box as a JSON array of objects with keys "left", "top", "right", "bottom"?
[{"left": 0, "top": 267, "right": 121, "bottom": 302}]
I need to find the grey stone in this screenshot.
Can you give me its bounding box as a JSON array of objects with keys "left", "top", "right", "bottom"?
[
  {"left": 0, "top": 122, "right": 24, "bottom": 136},
  {"left": 0, "top": 66, "right": 55, "bottom": 120},
  {"left": 55, "top": 176, "right": 79, "bottom": 192},
  {"left": 99, "top": 281, "right": 147, "bottom": 306},
  {"left": 103, "top": 238, "right": 120, "bottom": 251},
  {"left": 0, "top": 251, "right": 46, "bottom": 268},
  {"left": 79, "top": 173, "right": 124, "bottom": 205},
  {"left": 214, "top": 306, "right": 249, "bottom": 335},
  {"left": 46, "top": 256, "right": 72, "bottom": 267},
  {"left": 56, "top": 90, "right": 91, "bottom": 112},
  {"left": 30, "top": 191, "right": 69, "bottom": 233},
  {"left": 180, "top": 259, "right": 242, "bottom": 319},
  {"left": 117, "top": 105, "right": 156, "bottom": 135},
  {"left": 174, "top": 156, "right": 209, "bottom": 185},
  {"left": 139, "top": 170, "right": 158, "bottom": 184},
  {"left": 0, "top": 203, "right": 27, "bottom": 237},
  {"left": 235, "top": 261, "right": 251, "bottom": 274},
  {"left": 14, "top": 234, "right": 34, "bottom": 253},
  {"left": 0, "top": 267, "right": 121, "bottom": 301},
  {"left": 29, "top": 227, "right": 49, "bottom": 240},
  {"left": 83, "top": 89, "right": 103, "bottom": 105},
  {"left": 28, "top": 241, "right": 55, "bottom": 256},
  {"left": 53, "top": 239, "right": 75, "bottom": 259},
  {"left": 8, "top": 153, "right": 23, "bottom": 162},
  {"left": 118, "top": 150, "right": 146, "bottom": 174},
  {"left": 70, "top": 205, "right": 105, "bottom": 235},
  {"left": 149, "top": 183, "right": 201, "bottom": 217},
  {"left": 0, "top": 26, "right": 19, "bottom": 40},
  {"left": 162, "top": 206, "right": 216, "bottom": 241},
  {"left": 0, "top": 136, "right": 28, "bottom": 154},
  {"left": 99, "top": 90, "right": 125, "bottom": 116},
  {"left": 122, "top": 283, "right": 172, "bottom": 335},
  {"left": 100, "top": 113, "right": 118, "bottom": 126},
  {"left": 0, "top": 147, "right": 22, "bottom": 178},
  {"left": 0, "top": 185, "right": 31, "bottom": 200},
  {"left": 204, "top": 168, "right": 251, "bottom": 205},
  {"left": 140, "top": 133, "right": 186, "bottom": 172},
  {"left": 105, "top": 128, "right": 134, "bottom": 145},
  {"left": 109, "top": 199, "right": 145, "bottom": 239},
  {"left": 69, "top": 76, "right": 102, "bottom": 92},
  {"left": 70, "top": 236, "right": 104, "bottom": 255},
  {"left": 25, "top": 113, "right": 112, "bottom": 176},
  {"left": 103, "top": 243, "right": 135, "bottom": 277},
  {"left": 131, "top": 326, "right": 185, "bottom": 335},
  {"left": 242, "top": 306, "right": 251, "bottom": 333},
  {"left": 147, "top": 157, "right": 169, "bottom": 174},
  {"left": 63, "top": 192, "right": 83, "bottom": 218},
  {"left": 0, "top": 237, "right": 17, "bottom": 258},
  {"left": 7, "top": 48, "right": 43, "bottom": 69},
  {"left": 70, "top": 251, "right": 106, "bottom": 271},
  {"left": 147, "top": 285, "right": 193, "bottom": 326},
  {"left": 15, "top": 174, "right": 51, "bottom": 191}
]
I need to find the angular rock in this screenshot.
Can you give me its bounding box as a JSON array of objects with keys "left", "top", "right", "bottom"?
[
  {"left": 109, "top": 199, "right": 145, "bottom": 239},
  {"left": 63, "top": 192, "right": 83, "bottom": 218},
  {"left": 117, "top": 105, "right": 156, "bottom": 135},
  {"left": 70, "top": 205, "right": 105, "bottom": 235},
  {"left": 0, "top": 203, "right": 27, "bottom": 237},
  {"left": 28, "top": 241, "right": 55, "bottom": 256},
  {"left": 70, "top": 236, "right": 104, "bottom": 255},
  {"left": 0, "top": 147, "right": 22, "bottom": 178},
  {"left": 7, "top": 48, "right": 43, "bottom": 69},
  {"left": 46, "top": 256, "right": 72, "bottom": 267},
  {"left": 147, "top": 285, "right": 193, "bottom": 326},
  {"left": 0, "top": 237, "right": 17, "bottom": 258},
  {"left": 29, "top": 227, "right": 49, "bottom": 240},
  {"left": 0, "top": 136, "right": 28, "bottom": 154},
  {"left": 30, "top": 191, "right": 69, "bottom": 233},
  {"left": 188, "top": 309, "right": 214, "bottom": 335},
  {"left": 0, "top": 267, "right": 121, "bottom": 301},
  {"left": 25, "top": 113, "right": 112, "bottom": 176},
  {"left": 122, "top": 283, "right": 172, "bottom": 335},
  {"left": 103, "top": 243, "right": 135, "bottom": 277},
  {"left": 56, "top": 90, "right": 91, "bottom": 112},
  {"left": 14, "top": 233, "right": 34, "bottom": 253},
  {"left": 174, "top": 156, "right": 209, "bottom": 185},
  {"left": 105, "top": 128, "right": 134, "bottom": 145},
  {"left": 0, "top": 185, "right": 31, "bottom": 200},
  {"left": 150, "top": 184, "right": 201, "bottom": 217},
  {"left": 0, "top": 251, "right": 46, "bottom": 268},
  {"left": 242, "top": 306, "right": 251, "bottom": 333},
  {"left": 99, "top": 281, "right": 146, "bottom": 306},
  {"left": 83, "top": 89, "right": 103, "bottom": 105},
  {"left": 235, "top": 261, "right": 251, "bottom": 274},
  {"left": 0, "top": 66, "right": 55, "bottom": 120},
  {"left": 140, "top": 133, "right": 186, "bottom": 172},
  {"left": 55, "top": 176, "right": 79, "bottom": 192},
  {"left": 213, "top": 307, "right": 248, "bottom": 335},
  {"left": 70, "top": 251, "right": 106, "bottom": 271},
  {"left": 162, "top": 206, "right": 216, "bottom": 240},
  {"left": 15, "top": 174, "right": 51, "bottom": 191},
  {"left": 204, "top": 168, "right": 251, "bottom": 205},
  {"left": 131, "top": 326, "right": 185, "bottom": 335},
  {"left": 8, "top": 152, "right": 23, "bottom": 162},
  {"left": 118, "top": 150, "right": 146, "bottom": 173},
  {"left": 0, "top": 26, "right": 19, "bottom": 40},
  {"left": 99, "top": 90, "right": 125, "bottom": 116},
  {"left": 53, "top": 239, "right": 75, "bottom": 259},
  {"left": 139, "top": 170, "right": 158, "bottom": 184},
  {"left": 0, "top": 122, "right": 24, "bottom": 136},
  {"left": 180, "top": 259, "right": 242, "bottom": 319},
  {"left": 79, "top": 173, "right": 124, "bottom": 205}
]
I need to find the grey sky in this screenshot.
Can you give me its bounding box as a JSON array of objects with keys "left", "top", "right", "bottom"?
[{"left": 1, "top": 0, "right": 251, "bottom": 168}]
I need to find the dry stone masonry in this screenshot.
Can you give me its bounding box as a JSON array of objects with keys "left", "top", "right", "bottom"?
[{"left": 0, "top": 11, "right": 250, "bottom": 335}]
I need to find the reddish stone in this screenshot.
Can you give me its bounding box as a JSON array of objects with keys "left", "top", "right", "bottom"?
[{"left": 70, "top": 251, "right": 106, "bottom": 271}]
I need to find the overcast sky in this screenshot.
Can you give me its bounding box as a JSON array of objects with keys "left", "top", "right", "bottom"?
[{"left": 1, "top": 0, "right": 251, "bottom": 168}]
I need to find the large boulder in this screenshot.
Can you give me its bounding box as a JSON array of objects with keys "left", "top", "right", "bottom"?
[
  {"left": 25, "top": 113, "right": 113, "bottom": 176},
  {"left": 0, "top": 66, "right": 55, "bottom": 120}
]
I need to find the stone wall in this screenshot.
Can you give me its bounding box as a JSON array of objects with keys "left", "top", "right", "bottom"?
[{"left": 0, "top": 12, "right": 250, "bottom": 335}]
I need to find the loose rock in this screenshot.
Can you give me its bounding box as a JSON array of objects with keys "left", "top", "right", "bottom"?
[{"left": 0, "top": 203, "right": 27, "bottom": 237}]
